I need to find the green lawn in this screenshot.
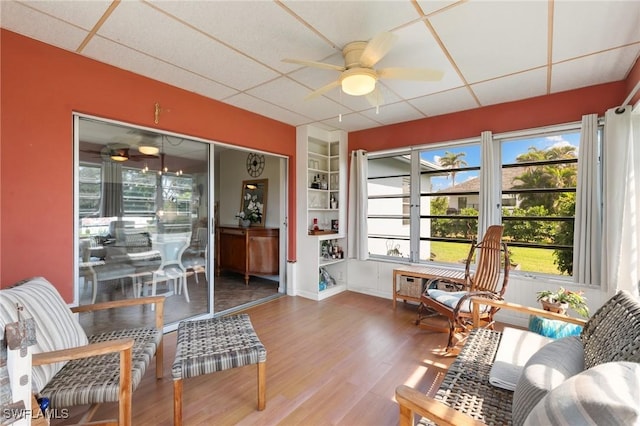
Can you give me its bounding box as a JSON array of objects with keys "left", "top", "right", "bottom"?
[{"left": 430, "top": 241, "right": 563, "bottom": 275}]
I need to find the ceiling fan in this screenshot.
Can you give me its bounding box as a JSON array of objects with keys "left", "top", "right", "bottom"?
[
  {"left": 283, "top": 32, "right": 444, "bottom": 104},
  {"left": 80, "top": 143, "right": 159, "bottom": 163}
]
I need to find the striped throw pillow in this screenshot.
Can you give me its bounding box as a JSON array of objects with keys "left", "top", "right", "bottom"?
[
  {"left": 523, "top": 361, "right": 640, "bottom": 426},
  {"left": 0, "top": 277, "right": 88, "bottom": 392}
]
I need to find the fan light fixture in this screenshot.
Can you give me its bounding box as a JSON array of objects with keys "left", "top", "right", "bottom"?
[
  {"left": 138, "top": 144, "right": 159, "bottom": 155},
  {"left": 110, "top": 148, "right": 129, "bottom": 162},
  {"left": 340, "top": 68, "right": 377, "bottom": 96}
]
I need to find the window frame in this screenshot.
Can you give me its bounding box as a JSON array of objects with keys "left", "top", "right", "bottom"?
[{"left": 365, "top": 121, "right": 598, "bottom": 280}]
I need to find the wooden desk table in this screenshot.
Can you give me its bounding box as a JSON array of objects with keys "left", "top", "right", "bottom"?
[{"left": 392, "top": 265, "right": 466, "bottom": 309}]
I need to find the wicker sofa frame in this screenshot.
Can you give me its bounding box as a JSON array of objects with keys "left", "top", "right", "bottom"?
[{"left": 396, "top": 291, "right": 640, "bottom": 426}]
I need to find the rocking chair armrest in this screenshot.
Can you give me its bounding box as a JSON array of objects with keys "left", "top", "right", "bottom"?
[
  {"left": 469, "top": 297, "right": 587, "bottom": 327},
  {"left": 32, "top": 338, "right": 134, "bottom": 365},
  {"left": 452, "top": 291, "right": 502, "bottom": 317},
  {"left": 71, "top": 296, "right": 165, "bottom": 331},
  {"left": 395, "top": 385, "right": 486, "bottom": 426}
]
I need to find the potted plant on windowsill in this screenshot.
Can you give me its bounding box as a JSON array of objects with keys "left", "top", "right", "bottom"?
[{"left": 536, "top": 287, "right": 589, "bottom": 318}]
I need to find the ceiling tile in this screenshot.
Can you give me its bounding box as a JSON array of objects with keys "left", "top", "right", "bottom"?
[
  {"left": 0, "top": 0, "right": 90, "bottom": 51},
  {"left": 224, "top": 93, "right": 312, "bottom": 127},
  {"left": 553, "top": 1, "right": 640, "bottom": 62},
  {"left": 247, "top": 77, "right": 342, "bottom": 122},
  {"left": 409, "top": 87, "right": 479, "bottom": 118},
  {"left": 83, "top": 35, "right": 239, "bottom": 101},
  {"left": 473, "top": 68, "right": 548, "bottom": 107},
  {"left": 415, "top": 1, "right": 462, "bottom": 16},
  {"left": 375, "top": 22, "right": 463, "bottom": 99},
  {"left": 151, "top": 1, "right": 338, "bottom": 74},
  {"left": 7, "top": 0, "right": 112, "bottom": 31},
  {"left": 551, "top": 46, "right": 640, "bottom": 94},
  {"left": 430, "top": 0, "right": 548, "bottom": 83},
  {"left": 281, "top": 0, "right": 421, "bottom": 47},
  {"left": 360, "top": 101, "right": 425, "bottom": 125},
  {"left": 95, "top": 1, "right": 278, "bottom": 91},
  {"left": 319, "top": 112, "right": 382, "bottom": 133}
]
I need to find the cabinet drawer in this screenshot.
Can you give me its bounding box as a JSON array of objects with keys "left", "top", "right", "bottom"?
[{"left": 220, "top": 228, "right": 246, "bottom": 236}]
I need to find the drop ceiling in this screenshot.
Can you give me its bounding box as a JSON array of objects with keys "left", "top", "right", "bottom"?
[{"left": 2, "top": 0, "right": 639, "bottom": 132}]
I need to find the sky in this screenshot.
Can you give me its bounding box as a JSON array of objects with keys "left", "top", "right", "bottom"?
[{"left": 421, "top": 131, "right": 581, "bottom": 191}]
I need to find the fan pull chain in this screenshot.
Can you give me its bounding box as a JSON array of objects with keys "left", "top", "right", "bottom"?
[{"left": 338, "top": 89, "right": 343, "bottom": 122}]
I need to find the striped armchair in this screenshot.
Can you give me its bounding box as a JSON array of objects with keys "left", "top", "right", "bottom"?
[{"left": 0, "top": 277, "right": 165, "bottom": 425}]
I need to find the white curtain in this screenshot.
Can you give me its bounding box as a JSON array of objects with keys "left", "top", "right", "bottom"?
[
  {"left": 479, "top": 131, "right": 500, "bottom": 237},
  {"left": 348, "top": 149, "right": 368, "bottom": 260},
  {"left": 573, "top": 114, "right": 601, "bottom": 285},
  {"left": 601, "top": 106, "right": 640, "bottom": 298}
]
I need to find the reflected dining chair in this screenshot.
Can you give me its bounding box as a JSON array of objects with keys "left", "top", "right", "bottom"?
[
  {"left": 416, "top": 225, "right": 510, "bottom": 350},
  {"left": 142, "top": 232, "right": 192, "bottom": 303}
]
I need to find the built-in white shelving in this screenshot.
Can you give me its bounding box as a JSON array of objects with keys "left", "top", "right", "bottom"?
[{"left": 295, "top": 125, "right": 347, "bottom": 301}]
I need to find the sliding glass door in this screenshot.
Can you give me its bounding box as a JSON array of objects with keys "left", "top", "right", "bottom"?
[
  {"left": 75, "top": 116, "right": 211, "bottom": 332},
  {"left": 74, "top": 115, "right": 287, "bottom": 335}
]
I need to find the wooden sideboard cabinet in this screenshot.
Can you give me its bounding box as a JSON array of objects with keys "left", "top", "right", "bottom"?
[{"left": 216, "top": 226, "right": 279, "bottom": 285}]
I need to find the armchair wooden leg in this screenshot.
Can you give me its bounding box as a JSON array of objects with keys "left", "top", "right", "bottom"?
[
  {"left": 399, "top": 405, "right": 414, "bottom": 426},
  {"left": 257, "top": 361, "right": 266, "bottom": 410},
  {"left": 119, "top": 346, "right": 133, "bottom": 425},
  {"left": 174, "top": 379, "right": 183, "bottom": 426}
]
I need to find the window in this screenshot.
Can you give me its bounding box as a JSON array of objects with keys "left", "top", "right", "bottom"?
[
  {"left": 418, "top": 144, "right": 481, "bottom": 264},
  {"left": 78, "top": 164, "right": 101, "bottom": 217},
  {"left": 367, "top": 154, "right": 411, "bottom": 259},
  {"left": 367, "top": 143, "right": 481, "bottom": 264},
  {"left": 78, "top": 163, "right": 194, "bottom": 235},
  {"left": 366, "top": 123, "right": 598, "bottom": 277},
  {"left": 499, "top": 130, "right": 582, "bottom": 276}
]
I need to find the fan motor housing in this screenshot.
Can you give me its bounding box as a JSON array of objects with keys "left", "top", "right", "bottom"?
[{"left": 342, "top": 41, "right": 368, "bottom": 69}]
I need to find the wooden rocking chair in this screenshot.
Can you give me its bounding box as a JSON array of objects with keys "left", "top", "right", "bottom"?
[{"left": 416, "top": 225, "right": 509, "bottom": 349}]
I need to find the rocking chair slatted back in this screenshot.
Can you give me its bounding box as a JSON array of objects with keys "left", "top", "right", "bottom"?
[{"left": 466, "top": 225, "right": 509, "bottom": 295}]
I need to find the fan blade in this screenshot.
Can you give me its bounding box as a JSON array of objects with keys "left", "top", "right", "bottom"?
[
  {"left": 377, "top": 67, "right": 444, "bottom": 81},
  {"left": 282, "top": 58, "right": 344, "bottom": 72},
  {"left": 305, "top": 80, "right": 341, "bottom": 100},
  {"left": 365, "top": 87, "right": 384, "bottom": 107},
  {"left": 359, "top": 32, "right": 398, "bottom": 68}
]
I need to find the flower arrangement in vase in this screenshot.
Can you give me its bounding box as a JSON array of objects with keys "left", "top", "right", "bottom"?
[
  {"left": 536, "top": 287, "right": 589, "bottom": 318},
  {"left": 236, "top": 194, "right": 263, "bottom": 227}
]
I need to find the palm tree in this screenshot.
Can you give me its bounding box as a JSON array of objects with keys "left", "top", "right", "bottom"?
[
  {"left": 439, "top": 151, "right": 468, "bottom": 187},
  {"left": 512, "top": 145, "right": 577, "bottom": 211}
]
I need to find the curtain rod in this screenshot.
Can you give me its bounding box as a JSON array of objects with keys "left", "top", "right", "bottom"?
[{"left": 615, "top": 80, "right": 640, "bottom": 114}]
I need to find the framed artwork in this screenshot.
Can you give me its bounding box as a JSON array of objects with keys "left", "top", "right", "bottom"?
[{"left": 240, "top": 179, "right": 268, "bottom": 226}]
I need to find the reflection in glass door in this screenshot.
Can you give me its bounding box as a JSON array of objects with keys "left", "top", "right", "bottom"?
[{"left": 75, "top": 116, "right": 211, "bottom": 334}]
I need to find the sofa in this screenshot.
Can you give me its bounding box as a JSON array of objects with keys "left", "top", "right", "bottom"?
[
  {"left": 0, "top": 277, "right": 165, "bottom": 425},
  {"left": 396, "top": 290, "right": 640, "bottom": 425}
]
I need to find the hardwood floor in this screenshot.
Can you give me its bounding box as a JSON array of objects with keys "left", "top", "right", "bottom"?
[{"left": 55, "top": 292, "right": 459, "bottom": 426}]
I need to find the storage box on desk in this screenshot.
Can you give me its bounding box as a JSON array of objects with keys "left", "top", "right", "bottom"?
[{"left": 397, "top": 276, "right": 425, "bottom": 298}]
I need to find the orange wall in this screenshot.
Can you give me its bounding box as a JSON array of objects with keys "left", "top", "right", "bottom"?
[
  {"left": 349, "top": 82, "right": 628, "bottom": 152},
  {"left": 0, "top": 30, "right": 296, "bottom": 299},
  {"left": 2, "top": 29, "right": 637, "bottom": 301}
]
